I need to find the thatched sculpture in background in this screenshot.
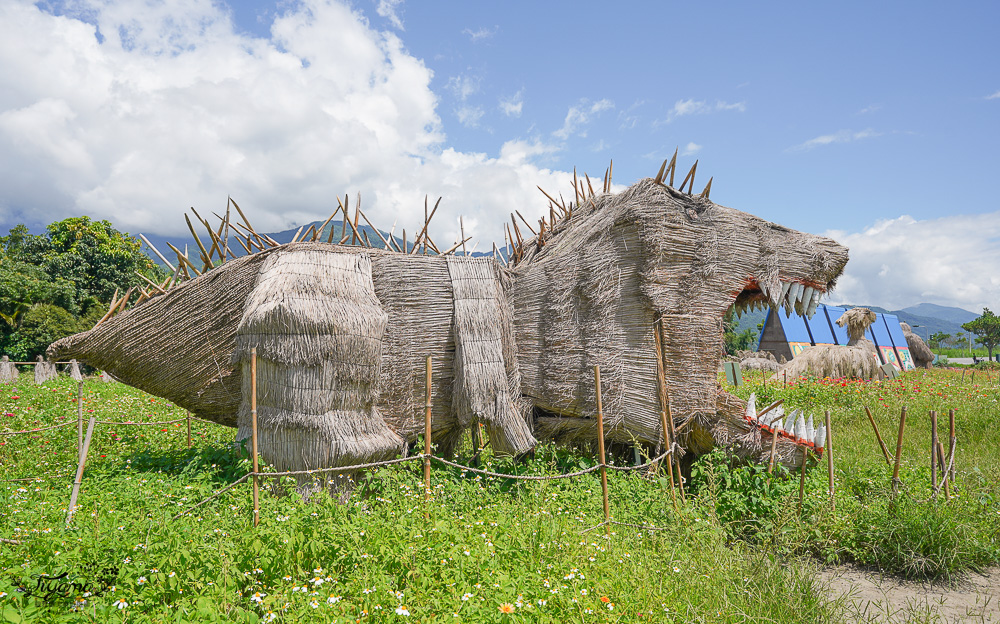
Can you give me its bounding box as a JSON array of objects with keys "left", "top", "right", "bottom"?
[
  {"left": 773, "top": 307, "right": 879, "bottom": 381},
  {"left": 733, "top": 350, "right": 779, "bottom": 374},
  {"left": 67, "top": 359, "right": 84, "bottom": 381},
  {"left": 49, "top": 154, "right": 849, "bottom": 488},
  {"left": 900, "top": 323, "right": 934, "bottom": 369},
  {"left": 34, "top": 355, "right": 57, "bottom": 384},
  {"left": 0, "top": 356, "right": 18, "bottom": 383}
]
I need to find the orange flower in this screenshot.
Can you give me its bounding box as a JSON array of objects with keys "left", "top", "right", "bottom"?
[
  {"left": 600, "top": 596, "right": 610, "bottom": 603},
  {"left": 498, "top": 603, "right": 516, "bottom": 614}
]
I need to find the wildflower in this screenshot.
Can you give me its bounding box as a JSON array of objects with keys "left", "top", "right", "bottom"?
[
  {"left": 395, "top": 605, "right": 410, "bottom": 616},
  {"left": 498, "top": 603, "right": 515, "bottom": 614},
  {"left": 114, "top": 599, "right": 128, "bottom": 609},
  {"left": 263, "top": 612, "right": 277, "bottom": 623},
  {"left": 310, "top": 600, "right": 319, "bottom": 609},
  {"left": 327, "top": 595, "right": 341, "bottom": 604},
  {"left": 601, "top": 596, "right": 610, "bottom": 603},
  {"left": 168, "top": 572, "right": 176, "bottom": 578},
  {"left": 537, "top": 599, "right": 547, "bottom": 606},
  {"left": 137, "top": 577, "right": 147, "bottom": 585},
  {"left": 673, "top": 566, "right": 680, "bottom": 572},
  {"left": 251, "top": 592, "right": 266, "bottom": 604},
  {"left": 580, "top": 589, "right": 588, "bottom": 596},
  {"left": 462, "top": 593, "right": 473, "bottom": 601}
]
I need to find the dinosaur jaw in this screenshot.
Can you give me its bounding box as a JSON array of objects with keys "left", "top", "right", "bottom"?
[{"left": 731, "top": 277, "right": 829, "bottom": 319}]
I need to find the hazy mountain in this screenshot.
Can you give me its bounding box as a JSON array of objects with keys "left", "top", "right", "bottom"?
[{"left": 899, "top": 303, "right": 978, "bottom": 325}]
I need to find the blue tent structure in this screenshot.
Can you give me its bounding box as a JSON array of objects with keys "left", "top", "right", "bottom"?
[{"left": 757, "top": 304, "right": 914, "bottom": 370}]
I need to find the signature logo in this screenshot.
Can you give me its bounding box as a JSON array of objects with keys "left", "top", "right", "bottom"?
[{"left": 11, "top": 561, "right": 118, "bottom": 602}]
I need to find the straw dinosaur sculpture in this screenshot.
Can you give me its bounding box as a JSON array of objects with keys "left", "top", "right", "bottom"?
[{"left": 49, "top": 154, "right": 849, "bottom": 489}]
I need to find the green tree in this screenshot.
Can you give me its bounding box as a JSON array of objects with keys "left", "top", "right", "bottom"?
[
  {"left": 4, "top": 303, "right": 82, "bottom": 362},
  {"left": 724, "top": 310, "right": 759, "bottom": 354},
  {"left": 929, "top": 332, "right": 951, "bottom": 350},
  {"left": 962, "top": 308, "right": 1000, "bottom": 361}
]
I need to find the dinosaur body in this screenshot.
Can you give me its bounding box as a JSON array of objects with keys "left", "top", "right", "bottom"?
[{"left": 49, "top": 168, "right": 849, "bottom": 479}]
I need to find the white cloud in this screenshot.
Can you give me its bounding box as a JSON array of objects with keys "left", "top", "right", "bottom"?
[
  {"left": 376, "top": 0, "right": 404, "bottom": 30},
  {"left": 788, "top": 128, "right": 881, "bottom": 151},
  {"left": 858, "top": 104, "right": 882, "bottom": 114},
  {"left": 455, "top": 105, "right": 484, "bottom": 128},
  {"left": 823, "top": 212, "right": 1000, "bottom": 313},
  {"left": 499, "top": 90, "right": 523, "bottom": 117},
  {"left": 462, "top": 26, "right": 497, "bottom": 42},
  {"left": 447, "top": 73, "right": 480, "bottom": 101},
  {"left": 664, "top": 99, "right": 745, "bottom": 123},
  {"left": 681, "top": 142, "right": 702, "bottom": 156},
  {"left": 553, "top": 98, "right": 614, "bottom": 140},
  {"left": 987, "top": 90, "right": 1000, "bottom": 100},
  {"left": 0, "top": 0, "right": 576, "bottom": 246}
]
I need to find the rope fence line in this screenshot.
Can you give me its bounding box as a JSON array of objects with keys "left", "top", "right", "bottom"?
[{"left": 0, "top": 421, "right": 77, "bottom": 436}]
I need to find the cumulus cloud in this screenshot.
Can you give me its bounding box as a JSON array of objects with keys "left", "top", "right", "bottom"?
[
  {"left": 376, "top": 0, "right": 404, "bottom": 30},
  {"left": 553, "top": 98, "right": 614, "bottom": 140},
  {"left": 788, "top": 128, "right": 881, "bottom": 151},
  {"left": 681, "top": 142, "right": 702, "bottom": 156},
  {"left": 663, "top": 99, "right": 745, "bottom": 123},
  {"left": 462, "top": 26, "right": 497, "bottom": 42},
  {"left": 823, "top": 212, "right": 1000, "bottom": 312},
  {"left": 0, "top": 0, "right": 577, "bottom": 246},
  {"left": 499, "top": 90, "right": 523, "bottom": 117}
]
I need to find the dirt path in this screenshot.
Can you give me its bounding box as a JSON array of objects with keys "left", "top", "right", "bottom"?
[{"left": 818, "top": 566, "right": 1000, "bottom": 623}]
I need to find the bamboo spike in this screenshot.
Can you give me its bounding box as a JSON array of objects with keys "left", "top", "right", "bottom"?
[
  {"left": 700, "top": 177, "right": 713, "bottom": 200},
  {"left": 361, "top": 230, "right": 372, "bottom": 247},
  {"left": 189, "top": 208, "right": 223, "bottom": 261},
  {"left": 289, "top": 226, "right": 305, "bottom": 243},
  {"left": 442, "top": 236, "right": 473, "bottom": 255},
  {"left": 232, "top": 222, "right": 265, "bottom": 250},
  {"left": 134, "top": 271, "right": 166, "bottom": 295},
  {"left": 510, "top": 215, "right": 524, "bottom": 246},
  {"left": 608, "top": 159, "right": 612, "bottom": 190},
  {"left": 653, "top": 158, "right": 668, "bottom": 184},
  {"left": 386, "top": 219, "right": 398, "bottom": 251},
  {"left": 536, "top": 186, "right": 564, "bottom": 212},
  {"left": 402, "top": 229, "right": 406, "bottom": 253},
  {"left": 585, "top": 173, "right": 595, "bottom": 197},
  {"left": 603, "top": 166, "right": 608, "bottom": 193},
  {"left": 184, "top": 214, "right": 214, "bottom": 269},
  {"left": 223, "top": 198, "right": 232, "bottom": 262},
  {"left": 336, "top": 196, "right": 363, "bottom": 245},
  {"left": 261, "top": 233, "right": 280, "bottom": 247},
  {"left": 409, "top": 197, "right": 442, "bottom": 255},
  {"left": 166, "top": 262, "right": 182, "bottom": 288},
  {"left": 234, "top": 234, "right": 252, "bottom": 255},
  {"left": 667, "top": 148, "right": 678, "bottom": 187},
  {"left": 515, "top": 210, "right": 538, "bottom": 236},
  {"left": 550, "top": 206, "right": 557, "bottom": 229},
  {"left": 303, "top": 225, "right": 317, "bottom": 242},
  {"left": 356, "top": 207, "right": 391, "bottom": 250},
  {"left": 228, "top": 197, "right": 254, "bottom": 233},
  {"left": 315, "top": 209, "right": 338, "bottom": 242},
  {"left": 469, "top": 240, "right": 479, "bottom": 255},
  {"left": 538, "top": 219, "right": 546, "bottom": 247},
  {"left": 460, "top": 216, "right": 467, "bottom": 256},
  {"left": 424, "top": 234, "right": 441, "bottom": 254},
  {"left": 165, "top": 242, "right": 202, "bottom": 276},
  {"left": 679, "top": 160, "right": 698, "bottom": 194},
  {"left": 504, "top": 225, "right": 512, "bottom": 263},
  {"left": 138, "top": 234, "right": 177, "bottom": 272},
  {"left": 341, "top": 194, "right": 349, "bottom": 243},
  {"left": 352, "top": 202, "right": 361, "bottom": 247},
  {"left": 111, "top": 287, "right": 134, "bottom": 317},
  {"left": 573, "top": 167, "right": 580, "bottom": 205},
  {"left": 136, "top": 288, "right": 150, "bottom": 304}
]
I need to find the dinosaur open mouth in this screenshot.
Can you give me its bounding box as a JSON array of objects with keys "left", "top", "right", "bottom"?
[
  {"left": 742, "top": 393, "right": 826, "bottom": 454},
  {"left": 732, "top": 278, "right": 828, "bottom": 318}
]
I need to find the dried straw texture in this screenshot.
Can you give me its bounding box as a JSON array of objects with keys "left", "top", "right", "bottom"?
[
  {"left": 740, "top": 357, "right": 779, "bottom": 373},
  {"left": 233, "top": 248, "right": 403, "bottom": 488},
  {"left": 446, "top": 256, "right": 534, "bottom": 456},
  {"left": 34, "top": 356, "right": 57, "bottom": 384},
  {"left": 513, "top": 178, "right": 848, "bottom": 456},
  {"left": 68, "top": 359, "right": 83, "bottom": 382},
  {"left": 0, "top": 356, "right": 18, "bottom": 383},
  {"left": 900, "top": 322, "right": 934, "bottom": 368},
  {"left": 774, "top": 340, "right": 878, "bottom": 381},
  {"left": 48, "top": 251, "right": 272, "bottom": 424},
  {"left": 836, "top": 307, "right": 876, "bottom": 344}
]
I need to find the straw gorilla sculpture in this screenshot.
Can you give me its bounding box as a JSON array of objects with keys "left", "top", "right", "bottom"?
[{"left": 49, "top": 157, "right": 849, "bottom": 487}]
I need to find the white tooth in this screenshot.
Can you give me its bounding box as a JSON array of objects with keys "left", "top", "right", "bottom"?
[
  {"left": 788, "top": 282, "right": 802, "bottom": 306},
  {"left": 779, "top": 280, "right": 791, "bottom": 303},
  {"left": 765, "top": 405, "right": 784, "bottom": 427},
  {"left": 801, "top": 285, "right": 814, "bottom": 305},
  {"left": 759, "top": 282, "right": 769, "bottom": 301},
  {"left": 815, "top": 425, "right": 827, "bottom": 450},
  {"left": 783, "top": 409, "right": 798, "bottom": 434},
  {"left": 795, "top": 414, "right": 807, "bottom": 440},
  {"left": 806, "top": 415, "right": 815, "bottom": 442},
  {"left": 746, "top": 393, "right": 757, "bottom": 421},
  {"left": 806, "top": 297, "right": 818, "bottom": 318}
]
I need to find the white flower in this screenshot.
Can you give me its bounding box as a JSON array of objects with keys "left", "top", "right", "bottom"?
[
  {"left": 395, "top": 606, "right": 410, "bottom": 616},
  {"left": 137, "top": 577, "right": 147, "bottom": 585},
  {"left": 263, "top": 612, "right": 277, "bottom": 623},
  {"left": 462, "top": 593, "right": 473, "bottom": 601},
  {"left": 309, "top": 600, "right": 318, "bottom": 609},
  {"left": 114, "top": 599, "right": 128, "bottom": 609},
  {"left": 251, "top": 592, "right": 265, "bottom": 604},
  {"left": 580, "top": 589, "right": 588, "bottom": 596},
  {"left": 327, "top": 595, "right": 341, "bottom": 604}
]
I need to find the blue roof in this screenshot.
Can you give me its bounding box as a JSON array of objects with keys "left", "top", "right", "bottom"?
[
  {"left": 822, "top": 305, "right": 851, "bottom": 345},
  {"left": 780, "top": 308, "right": 813, "bottom": 344},
  {"left": 807, "top": 308, "right": 837, "bottom": 345},
  {"left": 883, "top": 314, "right": 908, "bottom": 348}
]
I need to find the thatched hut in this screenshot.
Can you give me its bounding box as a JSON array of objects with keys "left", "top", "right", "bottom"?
[
  {"left": 773, "top": 307, "right": 879, "bottom": 381},
  {"left": 900, "top": 323, "right": 934, "bottom": 369},
  {"left": 34, "top": 356, "right": 57, "bottom": 384},
  {"left": 67, "top": 359, "right": 84, "bottom": 382},
  {"left": 0, "top": 356, "right": 18, "bottom": 383}
]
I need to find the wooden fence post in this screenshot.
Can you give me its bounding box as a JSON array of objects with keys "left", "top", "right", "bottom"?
[
  {"left": 798, "top": 449, "right": 808, "bottom": 514},
  {"left": 424, "top": 356, "right": 432, "bottom": 508},
  {"left": 930, "top": 411, "right": 938, "bottom": 499},
  {"left": 187, "top": 412, "right": 192, "bottom": 449},
  {"left": 251, "top": 347, "right": 259, "bottom": 528},
  {"left": 77, "top": 381, "right": 83, "bottom": 459},
  {"left": 595, "top": 365, "right": 610, "bottom": 536},
  {"left": 948, "top": 409, "right": 956, "bottom": 483},
  {"left": 825, "top": 410, "right": 834, "bottom": 511},
  {"left": 864, "top": 405, "right": 892, "bottom": 467},
  {"left": 66, "top": 412, "right": 97, "bottom": 525},
  {"left": 892, "top": 407, "right": 907, "bottom": 497}
]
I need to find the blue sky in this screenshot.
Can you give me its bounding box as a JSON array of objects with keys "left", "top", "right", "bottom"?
[{"left": 1, "top": 0, "right": 998, "bottom": 311}]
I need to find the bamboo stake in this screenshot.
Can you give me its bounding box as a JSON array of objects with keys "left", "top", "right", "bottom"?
[
  {"left": 948, "top": 409, "right": 956, "bottom": 482},
  {"left": 134, "top": 271, "right": 166, "bottom": 295},
  {"left": 892, "top": 407, "right": 907, "bottom": 496},
  {"left": 356, "top": 208, "right": 391, "bottom": 249},
  {"left": 460, "top": 216, "right": 467, "bottom": 256},
  {"left": 937, "top": 441, "right": 951, "bottom": 500},
  {"left": 515, "top": 210, "right": 538, "bottom": 236},
  {"left": 138, "top": 234, "right": 177, "bottom": 272},
  {"left": 798, "top": 449, "right": 808, "bottom": 514},
  {"left": 930, "top": 410, "right": 938, "bottom": 499},
  {"left": 66, "top": 411, "right": 97, "bottom": 525},
  {"left": 184, "top": 214, "right": 214, "bottom": 269},
  {"left": 652, "top": 323, "right": 677, "bottom": 511},
  {"left": 594, "top": 365, "right": 610, "bottom": 536},
  {"left": 653, "top": 319, "right": 684, "bottom": 498},
  {"left": 441, "top": 237, "right": 473, "bottom": 255},
  {"left": 767, "top": 430, "right": 780, "bottom": 474},
  {"left": 825, "top": 410, "right": 834, "bottom": 511},
  {"left": 251, "top": 347, "right": 259, "bottom": 528},
  {"left": 410, "top": 198, "right": 441, "bottom": 255},
  {"left": 77, "top": 381, "right": 83, "bottom": 455},
  {"left": 864, "top": 405, "right": 893, "bottom": 467},
  {"left": 165, "top": 242, "right": 202, "bottom": 276},
  {"left": 424, "top": 356, "right": 432, "bottom": 513},
  {"left": 223, "top": 198, "right": 232, "bottom": 261}
]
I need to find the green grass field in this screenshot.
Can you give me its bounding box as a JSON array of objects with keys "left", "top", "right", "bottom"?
[{"left": 0, "top": 369, "right": 997, "bottom": 623}]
